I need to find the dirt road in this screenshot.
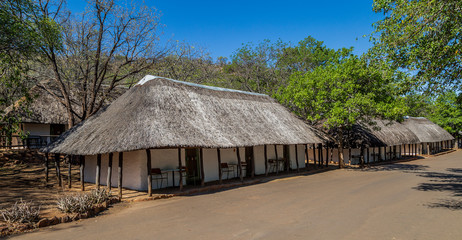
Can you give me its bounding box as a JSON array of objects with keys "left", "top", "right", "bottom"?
[{"left": 10, "top": 150, "right": 462, "bottom": 240}]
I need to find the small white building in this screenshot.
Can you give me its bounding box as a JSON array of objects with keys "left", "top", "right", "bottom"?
[{"left": 42, "top": 76, "right": 327, "bottom": 192}]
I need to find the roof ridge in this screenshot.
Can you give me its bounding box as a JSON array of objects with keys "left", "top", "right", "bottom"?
[{"left": 136, "top": 75, "right": 269, "bottom": 97}]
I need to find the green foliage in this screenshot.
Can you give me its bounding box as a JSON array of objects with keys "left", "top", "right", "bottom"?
[
  {"left": 224, "top": 39, "right": 285, "bottom": 94},
  {"left": 278, "top": 36, "right": 353, "bottom": 73},
  {"left": 223, "top": 36, "right": 353, "bottom": 96},
  {"left": 0, "top": 0, "right": 62, "bottom": 137},
  {"left": 402, "top": 91, "right": 433, "bottom": 117},
  {"left": 372, "top": 0, "right": 462, "bottom": 93},
  {"left": 428, "top": 91, "right": 462, "bottom": 135},
  {"left": 277, "top": 54, "right": 407, "bottom": 134}
]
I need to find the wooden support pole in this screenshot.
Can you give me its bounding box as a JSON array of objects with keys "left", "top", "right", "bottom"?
[
  {"left": 55, "top": 154, "right": 62, "bottom": 187},
  {"left": 45, "top": 153, "right": 49, "bottom": 183},
  {"left": 372, "top": 147, "right": 376, "bottom": 162},
  {"left": 251, "top": 148, "right": 255, "bottom": 178},
  {"left": 236, "top": 147, "right": 243, "bottom": 182},
  {"left": 404, "top": 144, "right": 406, "bottom": 156},
  {"left": 96, "top": 154, "right": 101, "bottom": 190},
  {"left": 313, "top": 144, "right": 317, "bottom": 168},
  {"left": 366, "top": 147, "right": 370, "bottom": 164},
  {"left": 319, "top": 143, "right": 323, "bottom": 168},
  {"left": 146, "top": 149, "right": 152, "bottom": 196},
  {"left": 304, "top": 144, "right": 309, "bottom": 169},
  {"left": 349, "top": 147, "right": 352, "bottom": 165},
  {"left": 80, "top": 155, "right": 85, "bottom": 191},
  {"left": 274, "top": 145, "right": 279, "bottom": 174},
  {"left": 107, "top": 153, "right": 113, "bottom": 190},
  {"left": 393, "top": 146, "right": 396, "bottom": 160},
  {"left": 200, "top": 148, "right": 205, "bottom": 186},
  {"left": 295, "top": 145, "right": 299, "bottom": 173},
  {"left": 118, "top": 152, "right": 123, "bottom": 200},
  {"left": 217, "top": 148, "right": 222, "bottom": 184},
  {"left": 286, "top": 146, "right": 290, "bottom": 173},
  {"left": 178, "top": 148, "right": 183, "bottom": 190},
  {"left": 326, "top": 144, "right": 329, "bottom": 167},
  {"left": 264, "top": 145, "right": 268, "bottom": 176},
  {"left": 68, "top": 155, "right": 72, "bottom": 189}
]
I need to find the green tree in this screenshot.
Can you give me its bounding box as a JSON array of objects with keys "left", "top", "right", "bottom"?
[
  {"left": 277, "top": 55, "right": 407, "bottom": 168},
  {"left": 428, "top": 91, "right": 462, "bottom": 136},
  {"left": 402, "top": 92, "right": 433, "bottom": 117},
  {"left": 372, "top": 0, "right": 462, "bottom": 93},
  {"left": 0, "top": 0, "right": 60, "bottom": 143}
]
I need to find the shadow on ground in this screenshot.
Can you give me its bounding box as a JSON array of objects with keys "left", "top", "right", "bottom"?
[
  {"left": 353, "top": 163, "right": 429, "bottom": 173},
  {"left": 413, "top": 168, "right": 462, "bottom": 210}
]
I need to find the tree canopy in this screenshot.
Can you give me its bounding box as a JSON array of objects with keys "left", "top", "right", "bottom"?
[
  {"left": 0, "top": 0, "right": 61, "bottom": 140},
  {"left": 278, "top": 54, "right": 407, "bottom": 167},
  {"left": 372, "top": 0, "right": 462, "bottom": 93}
]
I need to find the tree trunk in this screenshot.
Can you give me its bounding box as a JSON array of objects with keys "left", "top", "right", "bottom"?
[{"left": 338, "top": 131, "right": 345, "bottom": 168}]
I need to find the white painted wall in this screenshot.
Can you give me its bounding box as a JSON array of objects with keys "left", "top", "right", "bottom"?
[
  {"left": 84, "top": 150, "right": 146, "bottom": 190},
  {"left": 82, "top": 145, "right": 310, "bottom": 191}
]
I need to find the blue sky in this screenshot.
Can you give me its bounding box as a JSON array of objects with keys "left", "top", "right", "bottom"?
[{"left": 68, "top": 0, "right": 383, "bottom": 60}]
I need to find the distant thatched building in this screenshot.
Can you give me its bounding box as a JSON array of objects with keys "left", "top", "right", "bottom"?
[
  {"left": 42, "top": 76, "right": 327, "bottom": 192},
  {"left": 402, "top": 117, "right": 455, "bottom": 154},
  {"left": 2, "top": 81, "right": 126, "bottom": 148},
  {"left": 316, "top": 120, "right": 421, "bottom": 165},
  {"left": 2, "top": 84, "right": 77, "bottom": 148}
]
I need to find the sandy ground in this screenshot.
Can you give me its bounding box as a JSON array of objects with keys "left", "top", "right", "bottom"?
[{"left": 7, "top": 150, "right": 462, "bottom": 240}]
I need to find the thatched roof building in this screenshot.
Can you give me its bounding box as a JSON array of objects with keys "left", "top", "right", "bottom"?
[
  {"left": 402, "top": 117, "right": 454, "bottom": 143},
  {"left": 3, "top": 81, "right": 127, "bottom": 125},
  {"left": 42, "top": 76, "right": 327, "bottom": 155},
  {"left": 329, "top": 120, "right": 421, "bottom": 148},
  {"left": 3, "top": 84, "right": 76, "bottom": 125}
]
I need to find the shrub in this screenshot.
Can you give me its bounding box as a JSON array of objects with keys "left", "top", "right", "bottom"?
[
  {"left": 88, "top": 188, "right": 111, "bottom": 205},
  {"left": 56, "top": 189, "right": 112, "bottom": 214},
  {"left": 56, "top": 194, "right": 92, "bottom": 214},
  {"left": 1, "top": 199, "right": 41, "bottom": 224}
]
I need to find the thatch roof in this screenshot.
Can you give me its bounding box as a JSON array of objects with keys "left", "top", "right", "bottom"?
[
  {"left": 328, "top": 119, "right": 421, "bottom": 148},
  {"left": 3, "top": 81, "right": 127, "bottom": 125},
  {"left": 3, "top": 83, "right": 76, "bottom": 125},
  {"left": 402, "top": 117, "right": 454, "bottom": 142},
  {"left": 42, "top": 76, "right": 327, "bottom": 155}
]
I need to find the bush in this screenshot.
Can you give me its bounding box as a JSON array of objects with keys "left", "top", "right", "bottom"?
[
  {"left": 56, "top": 194, "right": 92, "bottom": 214},
  {"left": 88, "top": 188, "right": 111, "bottom": 205},
  {"left": 57, "top": 189, "right": 112, "bottom": 214},
  {"left": 1, "top": 199, "right": 41, "bottom": 224}
]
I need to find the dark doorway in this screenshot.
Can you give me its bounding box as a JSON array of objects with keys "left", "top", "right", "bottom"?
[
  {"left": 283, "top": 145, "right": 290, "bottom": 171},
  {"left": 245, "top": 147, "right": 254, "bottom": 176},
  {"left": 185, "top": 148, "right": 201, "bottom": 185}
]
